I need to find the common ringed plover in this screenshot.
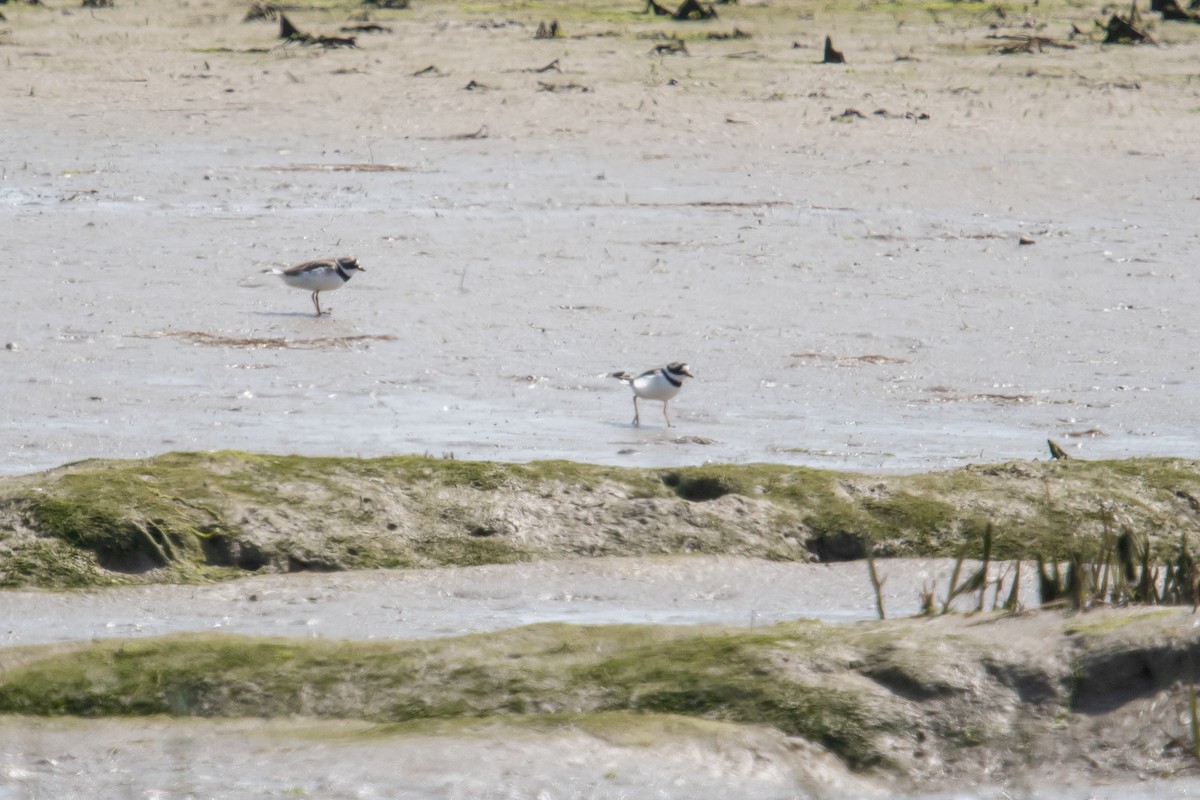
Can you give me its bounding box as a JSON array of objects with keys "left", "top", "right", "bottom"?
[
  {"left": 273, "top": 256, "right": 364, "bottom": 316},
  {"left": 610, "top": 361, "right": 694, "bottom": 427}
]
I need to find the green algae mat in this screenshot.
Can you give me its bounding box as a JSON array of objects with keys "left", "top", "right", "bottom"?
[{"left": 2, "top": 451, "right": 1200, "bottom": 588}]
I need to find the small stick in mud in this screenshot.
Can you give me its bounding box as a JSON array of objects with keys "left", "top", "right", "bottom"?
[
  {"left": 1047, "top": 439, "right": 1070, "bottom": 460},
  {"left": 1101, "top": 2, "right": 1152, "bottom": 43},
  {"left": 822, "top": 35, "right": 845, "bottom": 63},
  {"left": 992, "top": 34, "right": 1075, "bottom": 54},
  {"left": 867, "top": 555, "right": 887, "bottom": 620},
  {"left": 279, "top": 13, "right": 304, "bottom": 40},
  {"left": 649, "top": 38, "right": 688, "bottom": 55},
  {"left": 340, "top": 23, "right": 393, "bottom": 34},
  {"left": 278, "top": 13, "right": 357, "bottom": 48},
  {"left": 672, "top": 0, "right": 717, "bottom": 20},
  {"left": 1002, "top": 562, "right": 1022, "bottom": 612}
]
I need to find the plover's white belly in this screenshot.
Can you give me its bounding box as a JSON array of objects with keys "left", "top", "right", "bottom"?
[
  {"left": 280, "top": 270, "right": 346, "bottom": 292},
  {"left": 632, "top": 374, "right": 681, "bottom": 402}
]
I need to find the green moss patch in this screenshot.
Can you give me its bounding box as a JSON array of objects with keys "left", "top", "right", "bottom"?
[
  {"left": 0, "top": 621, "right": 932, "bottom": 770},
  {"left": 4, "top": 453, "right": 1200, "bottom": 587},
  {"left": 4, "top": 608, "right": 1190, "bottom": 773},
  {"left": 4, "top": 607, "right": 1197, "bottom": 781}
]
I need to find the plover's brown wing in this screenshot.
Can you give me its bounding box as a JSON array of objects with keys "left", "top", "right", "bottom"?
[{"left": 282, "top": 258, "right": 338, "bottom": 275}]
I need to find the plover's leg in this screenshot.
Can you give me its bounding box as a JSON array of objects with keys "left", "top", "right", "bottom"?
[
  {"left": 632, "top": 396, "right": 640, "bottom": 427},
  {"left": 311, "top": 291, "right": 322, "bottom": 316},
  {"left": 663, "top": 401, "right": 672, "bottom": 428}
]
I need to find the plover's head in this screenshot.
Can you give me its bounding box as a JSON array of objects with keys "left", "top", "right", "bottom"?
[
  {"left": 337, "top": 257, "right": 364, "bottom": 273},
  {"left": 666, "top": 362, "right": 694, "bottom": 379}
]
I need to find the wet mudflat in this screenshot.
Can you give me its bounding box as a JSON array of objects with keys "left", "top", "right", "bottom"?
[
  {"left": 3, "top": 0, "right": 1200, "bottom": 476},
  {"left": 4, "top": 0, "right": 1200, "bottom": 796},
  {"left": 0, "top": 557, "right": 1029, "bottom": 647}
]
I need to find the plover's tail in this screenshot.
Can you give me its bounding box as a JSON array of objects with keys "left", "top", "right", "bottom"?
[{"left": 609, "top": 371, "right": 634, "bottom": 385}]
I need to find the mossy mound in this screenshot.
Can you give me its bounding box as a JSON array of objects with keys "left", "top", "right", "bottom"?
[
  {"left": 3, "top": 452, "right": 1200, "bottom": 587},
  {"left": 0, "top": 620, "right": 1006, "bottom": 773},
  {"left": 0, "top": 608, "right": 1196, "bottom": 780}
]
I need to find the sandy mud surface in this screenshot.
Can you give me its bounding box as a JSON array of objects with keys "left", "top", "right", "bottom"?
[
  {"left": 3, "top": 0, "right": 1200, "bottom": 476},
  {"left": 4, "top": 714, "right": 1196, "bottom": 800},
  {"left": 0, "top": 556, "right": 1038, "bottom": 646}
]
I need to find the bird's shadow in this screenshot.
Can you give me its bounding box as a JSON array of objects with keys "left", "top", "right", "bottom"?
[
  {"left": 251, "top": 310, "right": 336, "bottom": 319},
  {"left": 605, "top": 421, "right": 672, "bottom": 431}
]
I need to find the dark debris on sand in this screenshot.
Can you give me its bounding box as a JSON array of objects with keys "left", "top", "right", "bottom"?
[{"left": 279, "top": 13, "right": 357, "bottom": 48}]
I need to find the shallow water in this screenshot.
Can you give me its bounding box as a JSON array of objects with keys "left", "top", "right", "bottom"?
[{"left": 0, "top": 557, "right": 1026, "bottom": 647}]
